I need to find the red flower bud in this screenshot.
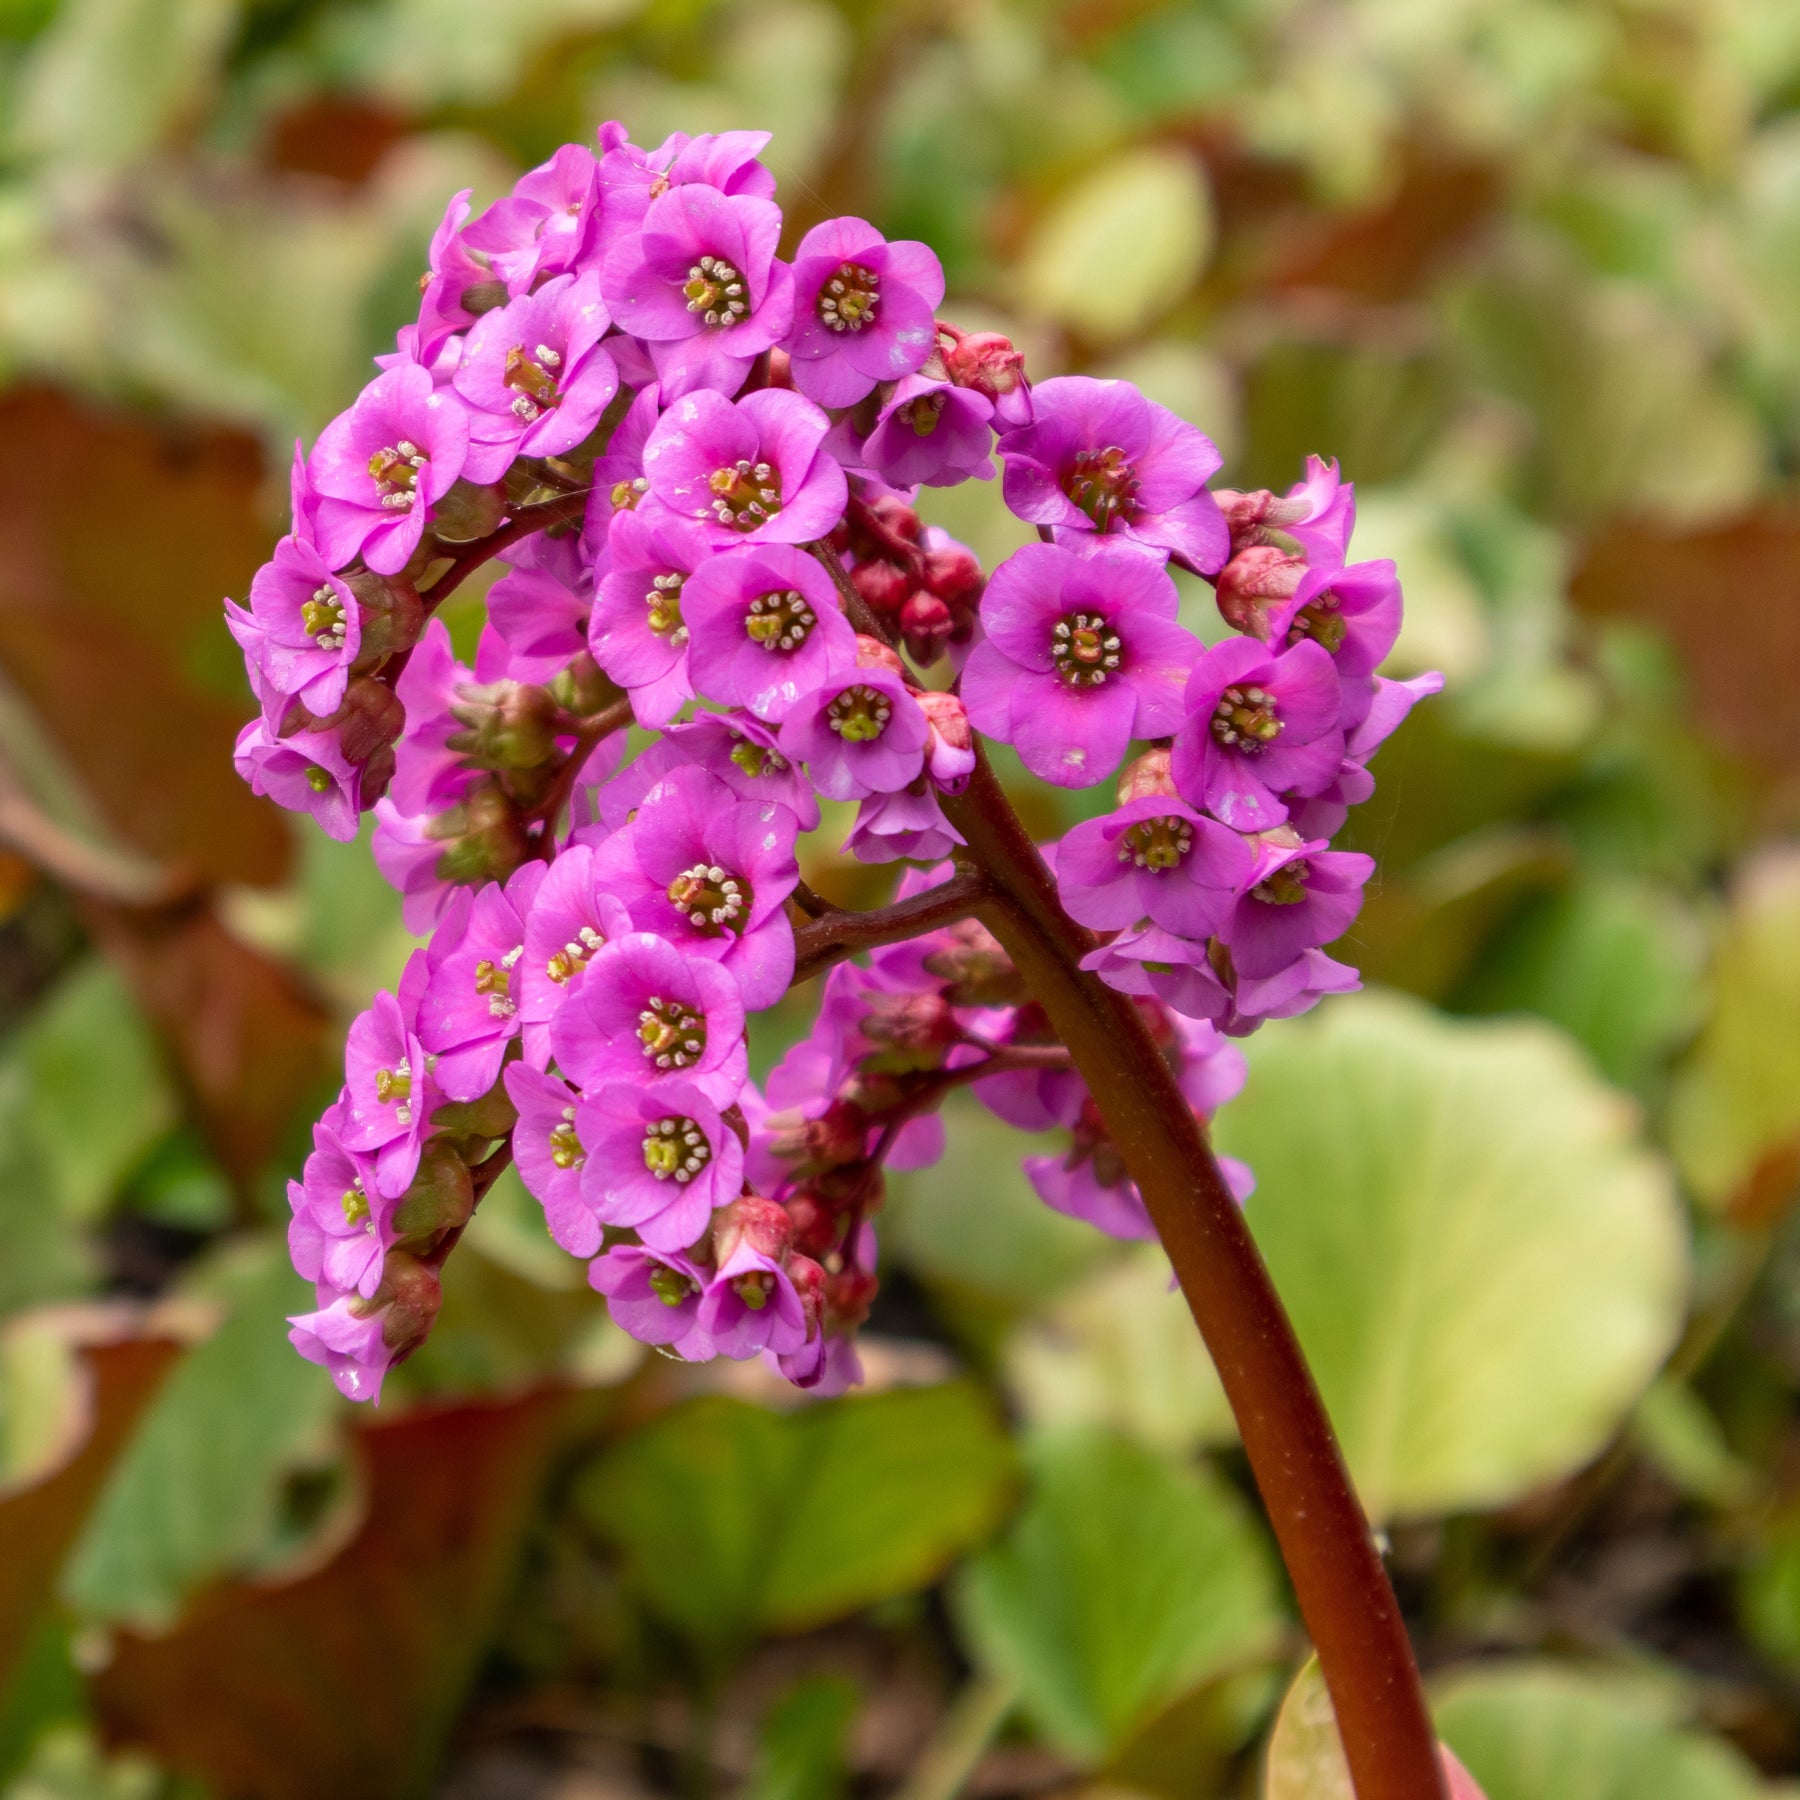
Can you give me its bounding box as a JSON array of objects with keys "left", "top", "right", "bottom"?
[
  {"left": 850, "top": 559, "right": 912, "bottom": 617},
  {"left": 899, "top": 592, "right": 954, "bottom": 664},
  {"left": 1213, "top": 543, "right": 1305, "bottom": 637},
  {"left": 921, "top": 542, "right": 983, "bottom": 608},
  {"left": 855, "top": 634, "right": 908, "bottom": 677},
  {"left": 943, "top": 330, "right": 1028, "bottom": 416},
  {"left": 1115, "top": 747, "right": 1178, "bottom": 807},
  {"left": 713, "top": 1193, "right": 793, "bottom": 1266}
]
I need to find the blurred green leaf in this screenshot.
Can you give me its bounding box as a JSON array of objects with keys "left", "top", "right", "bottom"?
[
  {"left": 581, "top": 1386, "right": 1015, "bottom": 1663},
  {"left": 1669, "top": 849, "right": 1800, "bottom": 1211},
  {"left": 1214, "top": 991, "right": 1687, "bottom": 1520},
  {"left": 1018, "top": 145, "right": 1211, "bottom": 344},
  {"left": 19, "top": 961, "right": 176, "bottom": 1226},
  {"left": 1435, "top": 1663, "right": 1768, "bottom": 1800},
  {"left": 61, "top": 1244, "right": 337, "bottom": 1630},
  {"left": 745, "top": 1674, "right": 860, "bottom": 1800},
  {"left": 954, "top": 1431, "right": 1283, "bottom": 1766},
  {"left": 0, "top": 1056, "right": 93, "bottom": 1313}
]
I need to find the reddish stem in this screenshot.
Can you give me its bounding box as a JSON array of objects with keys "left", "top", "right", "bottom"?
[{"left": 790, "top": 867, "right": 991, "bottom": 984}]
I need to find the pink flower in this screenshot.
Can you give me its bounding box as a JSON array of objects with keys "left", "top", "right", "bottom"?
[
  {"left": 308, "top": 364, "right": 470, "bottom": 575},
  {"left": 588, "top": 507, "right": 715, "bottom": 725},
  {"left": 961, "top": 541, "right": 1199, "bottom": 789},
  {"left": 843, "top": 781, "right": 964, "bottom": 864},
  {"left": 233, "top": 717, "right": 362, "bottom": 841},
  {"left": 1264, "top": 558, "right": 1402, "bottom": 728},
  {"left": 338, "top": 986, "right": 432, "bottom": 1198},
  {"left": 698, "top": 1243, "right": 807, "bottom": 1359},
  {"left": 416, "top": 189, "right": 500, "bottom": 360},
  {"left": 1218, "top": 834, "right": 1373, "bottom": 980},
  {"left": 488, "top": 563, "right": 591, "bottom": 686},
  {"left": 862, "top": 373, "right": 995, "bottom": 488},
  {"left": 779, "top": 665, "right": 929, "bottom": 800},
  {"left": 504, "top": 1062, "right": 600, "bottom": 1256},
  {"left": 1056, "top": 797, "right": 1255, "bottom": 937},
  {"left": 783, "top": 215, "right": 944, "bottom": 408},
  {"left": 239, "top": 536, "right": 361, "bottom": 722},
  {"left": 515, "top": 844, "right": 634, "bottom": 1056},
  {"left": 573, "top": 1080, "right": 745, "bottom": 1251},
  {"left": 286, "top": 1119, "right": 392, "bottom": 1300},
  {"left": 594, "top": 712, "right": 821, "bottom": 832},
  {"left": 288, "top": 1282, "right": 394, "bottom": 1404},
  {"left": 589, "top": 1245, "right": 713, "bottom": 1355},
  {"left": 463, "top": 143, "right": 602, "bottom": 295}
]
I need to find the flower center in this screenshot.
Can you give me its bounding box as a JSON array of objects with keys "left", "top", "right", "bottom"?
[
  {"left": 546, "top": 924, "right": 605, "bottom": 985},
  {"left": 818, "top": 261, "right": 880, "bottom": 332},
  {"left": 683, "top": 255, "right": 750, "bottom": 328},
  {"left": 665, "top": 862, "right": 750, "bottom": 935},
  {"left": 1051, "top": 611, "right": 1122, "bottom": 688},
  {"left": 503, "top": 342, "right": 563, "bottom": 422},
  {"left": 637, "top": 995, "right": 708, "bottom": 1068},
  {"left": 474, "top": 947, "right": 521, "bottom": 1019},
  {"left": 374, "top": 1065, "right": 413, "bottom": 1127},
  {"left": 743, "top": 587, "right": 816, "bottom": 652},
  {"left": 902, "top": 392, "right": 945, "bottom": 435},
  {"left": 305, "top": 765, "right": 335, "bottom": 793},
  {"left": 1063, "top": 445, "right": 1140, "bottom": 528},
  {"left": 368, "top": 440, "right": 427, "bottom": 510},
  {"left": 549, "top": 1105, "right": 585, "bottom": 1170},
  {"left": 648, "top": 1262, "right": 695, "bottom": 1307},
  {"left": 734, "top": 1269, "right": 775, "bottom": 1311},
  {"left": 644, "top": 572, "right": 688, "bottom": 644},
  {"left": 612, "top": 475, "right": 649, "bottom": 511},
  {"left": 1210, "top": 684, "right": 1283, "bottom": 753},
  {"left": 642, "top": 1115, "right": 713, "bottom": 1184},
  {"left": 729, "top": 738, "right": 789, "bottom": 779},
  {"left": 1252, "top": 860, "right": 1310, "bottom": 905},
  {"left": 301, "top": 585, "right": 347, "bottom": 650},
  {"left": 826, "top": 684, "right": 892, "bottom": 743},
  {"left": 340, "top": 1181, "right": 369, "bottom": 1226},
  {"left": 1117, "top": 815, "right": 1194, "bottom": 872},
  {"left": 1285, "top": 592, "right": 1347, "bottom": 653},
  {"left": 708, "top": 459, "right": 782, "bottom": 529}
]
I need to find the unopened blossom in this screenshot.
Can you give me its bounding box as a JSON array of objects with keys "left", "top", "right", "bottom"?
[
  {"left": 1171, "top": 636, "right": 1345, "bottom": 832},
  {"left": 454, "top": 272, "right": 618, "bottom": 481},
  {"left": 238, "top": 536, "right": 362, "bottom": 722},
  {"left": 681, "top": 542, "right": 855, "bottom": 721},
  {"left": 918, "top": 691, "right": 977, "bottom": 791},
  {"left": 862, "top": 373, "right": 995, "bottom": 489},
  {"left": 574, "top": 1080, "right": 745, "bottom": 1251},
  {"left": 942, "top": 329, "right": 1031, "bottom": 427},
  {"left": 1215, "top": 455, "right": 1355, "bottom": 567},
  {"left": 640, "top": 387, "right": 846, "bottom": 547},
  {"left": 996, "top": 376, "right": 1227, "bottom": 573},
  {"left": 308, "top": 363, "right": 469, "bottom": 576},
  {"left": 590, "top": 1244, "right": 714, "bottom": 1354},
  {"left": 779, "top": 665, "right": 929, "bottom": 800},
  {"left": 961, "top": 541, "right": 1199, "bottom": 788},
  {"left": 339, "top": 985, "right": 432, "bottom": 1197},
  {"left": 287, "top": 1118, "right": 391, "bottom": 1300},
  {"left": 601, "top": 183, "right": 793, "bottom": 398},
  {"left": 591, "top": 765, "right": 799, "bottom": 1007},
  {"left": 232, "top": 718, "right": 363, "bottom": 841},
  {"left": 588, "top": 508, "right": 716, "bottom": 726},
  {"left": 1056, "top": 796, "right": 1255, "bottom": 936},
  {"left": 783, "top": 216, "right": 944, "bottom": 408},
  {"left": 1219, "top": 833, "right": 1374, "bottom": 980},
  {"left": 550, "top": 930, "right": 748, "bottom": 1107}
]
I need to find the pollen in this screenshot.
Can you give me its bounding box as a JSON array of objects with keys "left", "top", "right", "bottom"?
[
  {"left": 1211, "top": 685, "right": 1283, "bottom": 753},
  {"left": 1051, "top": 611, "right": 1123, "bottom": 689},
  {"left": 641, "top": 1115, "right": 712, "bottom": 1183},
  {"left": 743, "top": 587, "right": 816, "bottom": 652},
  {"left": 637, "top": 995, "right": 708, "bottom": 1069},
  {"left": 684, "top": 254, "right": 751, "bottom": 328},
  {"left": 817, "top": 261, "right": 881, "bottom": 333}
]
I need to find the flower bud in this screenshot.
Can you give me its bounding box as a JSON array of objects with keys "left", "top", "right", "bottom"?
[
  {"left": 1116, "top": 747, "right": 1178, "bottom": 807},
  {"left": 853, "top": 633, "right": 907, "bottom": 678},
  {"left": 343, "top": 569, "right": 425, "bottom": 667},
  {"left": 447, "top": 680, "right": 560, "bottom": 770},
  {"left": 917, "top": 689, "right": 975, "bottom": 791},
  {"left": 326, "top": 675, "right": 407, "bottom": 765},
  {"left": 430, "top": 780, "right": 529, "bottom": 886},
  {"left": 459, "top": 279, "right": 508, "bottom": 317},
  {"left": 390, "top": 1137, "right": 475, "bottom": 1251},
  {"left": 370, "top": 1250, "right": 443, "bottom": 1361},
  {"left": 850, "top": 560, "right": 911, "bottom": 617},
  {"left": 943, "top": 330, "right": 1029, "bottom": 424},
  {"left": 866, "top": 492, "right": 922, "bottom": 544},
  {"left": 430, "top": 477, "right": 508, "bottom": 545},
  {"left": 357, "top": 744, "right": 397, "bottom": 809},
  {"left": 783, "top": 1189, "right": 839, "bottom": 1258},
  {"left": 900, "top": 592, "right": 954, "bottom": 666},
  {"left": 825, "top": 1264, "right": 878, "bottom": 1331},
  {"left": 787, "top": 1253, "right": 827, "bottom": 1335},
  {"left": 1214, "top": 544, "right": 1305, "bottom": 638},
  {"left": 861, "top": 990, "right": 961, "bottom": 1072},
  {"left": 921, "top": 542, "right": 983, "bottom": 609},
  {"left": 921, "top": 920, "right": 1023, "bottom": 1006},
  {"left": 547, "top": 649, "right": 624, "bottom": 718},
  {"left": 713, "top": 1194, "right": 794, "bottom": 1266}
]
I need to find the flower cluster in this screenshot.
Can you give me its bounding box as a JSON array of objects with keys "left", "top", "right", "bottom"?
[{"left": 232, "top": 122, "right": 1436, "bottom": 1403}]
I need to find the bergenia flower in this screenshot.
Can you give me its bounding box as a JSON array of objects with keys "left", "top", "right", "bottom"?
[
  {"left": 1056, "top": 796, "right": 1255, "bottom": 936},
  {"left": 995, "top": 375, "right": 1228, "bottom": 574},
  {"left": 287, "top": 1282, "right": 394, "bottom": 1404},
  {"left": 516, "top": 845, "right": 634, "bottom": 1053},
  {"left": 240, "top": 536, "right": 361, "bottom": 721},
  {"left": 961, "top": 541, "right": 1199, "bottom": 788},
  {"left": 1218, "top": 833, "right": 1374, "bottom": 980},
  {"left": 783, "top": 216, "right": 944, "bottom": 408},
  {"left": 338, "top": 986, "right": 431, "bottom": 1198},
  {"left": 589, "top": 1245, "right": 713, "bottom": 1355},
  {"left": 504, "top": 1063, "right": 600, "bottom": 1256},
  {"left": 779, "top": 665, "right": 929, "bottom": 800},
  {"left": 488, "top": 563, "right": 591, "bottom": 686},
  {"left": 287, "top": 1119, "right": 392, "bottom": 1300},
  {"left": 843, "top": 781, "right": 964, "bottom": 864},
  {"left": 595, "top": 712, "right": 821, "bottom": 832},
  {"left": 862, "top": 374, "right": 995, "bottom": 489},
  {"left": 463, "top": 143, "right": 601, "bottom": 295},
  {"left": 1171, "top": 636, "right": 1345, "bottom": 833},
  {"left": 573, "top": 1080, "right": 745, "bottom": 1251},
  {"left": 588, "top": 507, "right": 716, "bottom": 726},
  {"left": 1263, "top": 558, "right": 1402, "bottom": 728},
  {"left": 698, "top": 1244, "right": 808, "bottom": 1359},
  {"left": 416, "top": 189, "right": 500, "bottom": 359},
  {"left": 232, "top": 718, "right": 362, "bottom": 841}
]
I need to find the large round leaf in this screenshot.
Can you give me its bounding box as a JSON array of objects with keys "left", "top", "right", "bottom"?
[{"left": 1214, "top": 991, "right": 1687, "bottom": 1520}]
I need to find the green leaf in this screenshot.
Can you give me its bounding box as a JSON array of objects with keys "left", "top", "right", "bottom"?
[
  {"left": 1435, "top": 1663, "right": 1768, "bottom": 1800},
  {"left": 1017, "top": 145, "right": 1212, "bottom": 343},
  {"left": 1214, "top": 991, "right": 1687, "bottom": 1520},
  {"left": 1668, "top": 849, "right": 1800, "bottom": 1208},
  {"left": 745, "top": 1675, "right": 860, "bottom": 1800},
  {"left": 954, "top": 1431, "right": 1284, "bottom": 1765},
  {"left": 19, "top": 960, "right": 177, "bottom": 1225},
  {"left": 60, "top": 1242, "right": 338, "bottom": 1630},
  {"left": 580, "top": 1385, "right": 1014, "bottom": 1663}
]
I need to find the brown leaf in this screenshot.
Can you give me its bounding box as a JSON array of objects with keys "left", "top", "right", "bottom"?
[
  {"left": 0, "top": 1307, "right": 188, "bottom": 1696},
  {"left": 93, "top": 1388, "right": 573, "bottom": 1800},
  {"left": 82, "top": 897, "right": 334, "bottom": 1192},
  {"left": 0, "top": 385, "right": 289, "bottom": 888}
]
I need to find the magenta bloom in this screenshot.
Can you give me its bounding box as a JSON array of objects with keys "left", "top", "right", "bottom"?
[
  {"left": 1219, "top": 946, "right": 1361, "bottom": 1036},
  {"left": 338, "top": 988, "right": 431, "bottom": 1197},
  {"left": 698, "top": 1245, "right": 807, "bottom": 1359},
  {"left": 1024, "top": 1149, "right": 1158, "bottom": 1243},
  {"left": 784, "top": 216, "right": 944, "bottom": 408},
  {"left": 1219, "top": 835, "right": 1374, "bottom": 980},
  {"left": 288, "top": 1283, "right": 392, "bottom": 1404},
  {"left": 589, "top": 1245, "right": 712, "bottom": 1355},
  {"left": 454, "top": 273, "right": 618, "bottom": 483},
  {"left": 595, "top": 713, "right": 821, "bottom": 833},
  {"left": 416, "top": 189, "right": 494, "bottom": 359},
  {"left": 588, "top": 507, "right": 716, "bottom": 726},
  {"left": 843, "top": 781, "right": 964, "bottom": 864},
  {"left": 580, "top": 382, "right": 663, "bottom": 542},
  {"left": 573, "top": 1080, "right": 745, "bottom": 1252},
  {"left": 779, "top": 666, "right": 928, "bottom": 800},
  {"left": 1264, "top": 559, "right": 1402, "bottom": 727},
  {"left": 996, "top": 376, "right": 1228, "bottom": 574},
  {"left": 233, "top": 718, "right": 362, "bottom": 841},
  {"left": 389, "top": 620, "right": 477, "bottom": 816},
  {"left": 463, "top": 143, "right": 601, "bottom": 295},
  {"left": 241, "top": 536, "right": 361, "bottom": 720},
  {"left": 504, "top": 1063, "right": 600, "bottom": 1257},
  {"left": 488, "top": 563, "right": 591, "bottom": 686},
  {"left": 862, "top": 374, "right": 995, "bottom": 488},
  {"left": 308, "top": 364, "right": 469, "bottom": 575},
  {"left": 417, "top": 863, "right": 544, "bottom": 1101},
  {"left": 1171, "top": 636, "right": 1345, "bottom": 832},
  {"left": 287, "top": 1120, "right": 391, "bottom": 1299},
  {"left": 371, "top": 798, "right": 470, "bottom": 936},
  {"left": 682, "top": 542, "right": 855, "bottom": 721},
  {"left": 592, "top": 765, "right": 799, "bottom": 1007},
  {"left": 1081, "top": 924, "right": 1229, "bottom": 1024},
  {"left": 640, "top": 387, "right": 846, "bottom": 546},
  {"left": 1278, "top": 455, "right": 1356, "bottom": 566},
  {"left": 1056, "top": 797, "right": 1255, "bottom": 936},
  {"left": 960, "top": 541, "right": 1199, "bottom": 789},
  {"left": 601, "top": 125, "right": 777, "bottom": 211},
  {"left": 550, "top": 931, "right": 748, "bottom": 1108},
  {"left": 601, "top": 184, "right": 793, "bottom": 398},
  {"left": 516, "top": 844, "right": 634, "bottom": 1056}
]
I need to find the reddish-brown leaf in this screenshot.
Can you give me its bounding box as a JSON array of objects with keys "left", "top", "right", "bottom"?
[
  {"left": 93, "top": 1388, "right": 572, "bottom": 1800},
  {"left": 0, "top": 386, "right": 288, "bottom": 888}
]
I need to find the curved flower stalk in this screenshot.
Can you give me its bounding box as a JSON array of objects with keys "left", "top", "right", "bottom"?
[{"left": 229, "top": 122, "right": 1446, "bottom": 1800}]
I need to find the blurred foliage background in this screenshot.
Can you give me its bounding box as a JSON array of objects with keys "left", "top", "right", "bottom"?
[{"left": 2, "top": 0, "right": 1800, "bottom": 1795}]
